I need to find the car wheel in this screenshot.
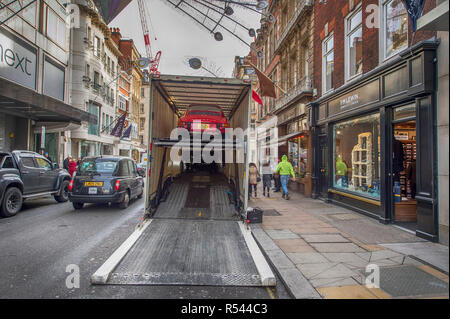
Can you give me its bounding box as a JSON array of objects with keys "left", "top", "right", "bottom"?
[
  {"left": 0, "top": 187, "right": 23, "bottom": 218},
  {"left": 72, "top": 202, "right": 84, "bottom": 210},
  {"left": 119, "top": 191, "right": 130, "bottom": 209},
  {"left": 54, "top": 180, "right": 70, "bottom": 203}
]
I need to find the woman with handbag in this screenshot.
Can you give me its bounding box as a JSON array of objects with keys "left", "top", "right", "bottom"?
[{"left": 248, "top": 163, "right": 260, "bottom": 198}]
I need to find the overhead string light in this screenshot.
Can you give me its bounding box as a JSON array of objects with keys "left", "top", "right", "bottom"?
[{"left": 159, "top": 0, "right": 274, "bottom": 58}]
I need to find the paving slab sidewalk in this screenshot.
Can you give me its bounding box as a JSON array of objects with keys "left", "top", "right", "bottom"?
[{"left": 248, "top": 188, "right": 449, "bottom": 299}]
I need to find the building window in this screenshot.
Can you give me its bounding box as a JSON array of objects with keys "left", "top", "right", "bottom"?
[
  {"left": 94, "top": 36, "right": 101, "bottom": 57},
  {"left": 93, "top": 71, "right": 100, "bottom": 90},
  {"left": 140, "top": 103, "right": 145, "bottom": 113},
  {"left": 111, "top": 61, "right": 115, "bottom": 76},
  {"left": 88, "top": 103, "right": 100, "bottom": 136},
  {"left": 102, "top": 113, "right": 106, "bottom": 130},
  {"left": 46, "top": 7, "right": 66, "bottom": 48},
  {"left": 382, "top": 0, "right": 408, "bottom": 60},
  {"left": 322, "top": 34, "right": 334, "bottom": 94},
  {"left": 345, "top": 7, "right": 363, "bottom": 80},
  {"left": 119, "top": 96, "right": 127, "bottom": 111},
  {"left": 140, "top": 118, "right": 145, "bottom": 130},
  {"left": 141, "top": 88, "right": 145, "bottom": 98},
  {"left": 333, "top": 113, "right": 381, "bottom": 199}
]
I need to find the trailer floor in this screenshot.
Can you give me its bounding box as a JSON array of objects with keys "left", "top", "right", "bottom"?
[{"left": 103, "top": 171, "right": 268, "bottom": 287}]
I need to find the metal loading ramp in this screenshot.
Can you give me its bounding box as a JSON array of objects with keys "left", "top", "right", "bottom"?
[
  {"left": 92, "top": 173, "right": 276, "bottom": 287},
  {"left": 108, "top": 219, "right": 261, "bottom": 286}
]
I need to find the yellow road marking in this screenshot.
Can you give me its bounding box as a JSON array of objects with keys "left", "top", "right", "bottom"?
[{"left": 266, "top": 287, "right": 275, "bottom": 299}]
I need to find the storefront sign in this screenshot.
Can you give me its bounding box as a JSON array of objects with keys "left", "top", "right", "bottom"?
[
  {"left": 328, "top": 79, "right": 380, "bottom": 116},
  {"left": 0, "top": 30, "right": 37, "bottom": 90}
]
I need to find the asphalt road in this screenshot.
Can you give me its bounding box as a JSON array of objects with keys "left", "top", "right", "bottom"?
[{"left": 0, "top": 197, "right": 290, "bottom": 299}]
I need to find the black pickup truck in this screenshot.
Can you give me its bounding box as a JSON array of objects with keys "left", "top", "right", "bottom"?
[{"left": 0, "top": 151, "right": 72, "bottom": 217}]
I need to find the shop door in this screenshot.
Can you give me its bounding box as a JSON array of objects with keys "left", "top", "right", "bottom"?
[
  {"left": 319, "top": 134, "right": 328, "bottom": 198},
  {"left": 390, "top": 104, "right": 417, "bottom": 232}
]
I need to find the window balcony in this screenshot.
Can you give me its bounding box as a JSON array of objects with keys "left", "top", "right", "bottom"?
[
  {"left": 275, "top": 76, "right": 312, "bottom": 111},
  {"left": 275, "top": 0, "right": 313, "bottom": 54}
]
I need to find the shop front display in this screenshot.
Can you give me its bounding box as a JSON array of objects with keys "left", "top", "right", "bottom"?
[
  {"left": 310, "top": 40, "right": 439, "bottom": 242},
  {"left": 276, "top": 105, "right": 312, "bottom": 197},
  {"left": 332, "top": 113, "right": 381, "bottom": 200}
]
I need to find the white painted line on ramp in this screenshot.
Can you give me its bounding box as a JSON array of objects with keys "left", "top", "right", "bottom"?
[
  {"left": 238, "top": 221, "right": 276, "bottom": 287},
  {"left": 91, "top": 219, "right": 153, "bottom": 284}
]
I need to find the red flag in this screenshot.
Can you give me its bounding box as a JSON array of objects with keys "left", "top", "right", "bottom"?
[
  {"left": 252, "top": 90, "right": 263, "bottom": 105},
  {"left": 247, "top": 61, "right": 277, "bottom": 98}
]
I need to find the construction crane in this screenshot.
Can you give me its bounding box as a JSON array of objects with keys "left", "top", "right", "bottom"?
[{"left": 137, "top": 0, "right": 162, "bottom": 76}]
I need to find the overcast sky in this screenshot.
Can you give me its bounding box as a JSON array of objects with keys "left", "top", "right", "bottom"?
[{"left": 110, "top": 0, "right": 261, "bottom": 77}]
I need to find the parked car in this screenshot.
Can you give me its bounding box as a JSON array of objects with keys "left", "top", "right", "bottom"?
[
  {"left": 68, "top": 156, "right": 144, "bottom": 210},
  {"left": 136, "top": 163, "right": 146, "bottom": 177},
  {"left": 0, "top": 151, "right": 71, "bottom": 217},
  {"left": 177, "top": 104, "right": 230, "bottom": 135}
]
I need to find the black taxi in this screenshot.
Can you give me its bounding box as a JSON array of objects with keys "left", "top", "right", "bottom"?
[{"left": 68, "top": 156, "right": 144, "bottom": 210}]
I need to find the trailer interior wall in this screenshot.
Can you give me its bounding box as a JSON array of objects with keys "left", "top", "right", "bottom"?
[
  {"left": 148, "top": 85, "right": 180, "bottom": 200},
  {"left": 224, "top": 89, "right": 250, "bottom": 208}
]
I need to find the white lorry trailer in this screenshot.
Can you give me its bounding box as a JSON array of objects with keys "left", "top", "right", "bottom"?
[{"left": 92, "top": 75, "right": 275, "bottom": 287}]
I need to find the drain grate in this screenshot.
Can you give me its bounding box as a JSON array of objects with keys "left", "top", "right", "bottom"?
[{"left": 365, "top": 266, "right": 449, "bottom": 297}]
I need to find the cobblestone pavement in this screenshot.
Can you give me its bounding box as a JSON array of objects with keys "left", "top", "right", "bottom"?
[{"left": 249, "top": 187, "right": 449, "bottom": 299}]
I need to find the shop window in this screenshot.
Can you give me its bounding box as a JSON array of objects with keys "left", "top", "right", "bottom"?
[
  {"left": 288, "top": 135, "right": 308, "bottom": 179},
  {"left": 333, "top": 113, "right": 381, "bottom": 199},
  {"left": 382, "top": 0, "right": 408, "bottom": 60},
  {"left": 394, "top": 103, "right": 416, "bottom": 121},
  {"left": 345, "top": 7, "right": 363, "bottom": 80}
]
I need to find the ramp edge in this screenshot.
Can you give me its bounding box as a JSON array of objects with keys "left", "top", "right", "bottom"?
[
  {"left": 91, "top": 219, "right": 153, "bottom": 285},
  {"left": 237, "top": 221, "right": 276, "bottom": 287}
]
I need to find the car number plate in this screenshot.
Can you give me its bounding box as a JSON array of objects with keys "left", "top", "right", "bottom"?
[
  {"left": 88, "top": 188, "right": 98, "bottom": 195},
  {"left": 85, "top": 182, "right": 103, "bottom": 187}
]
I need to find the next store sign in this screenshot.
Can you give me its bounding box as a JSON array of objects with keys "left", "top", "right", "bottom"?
[{"left": 0, "top": 30, "right": 37, "bottom": 90}]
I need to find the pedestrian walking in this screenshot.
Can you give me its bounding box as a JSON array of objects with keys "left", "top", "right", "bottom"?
[
  {"left": 248, "top": 162, "right": 260, "bottom": 198},
  {"left": 68, "top": 158, "right": 78, "bottom": 177},
  {"left": 275, "top": 155, "right": 296, "bottom": 200},
  {"left": 261, "top": 159, "right": 273, "bottom": 197},
  {"left": 273, "top": 157, "right": 281, "bottom": 193}
]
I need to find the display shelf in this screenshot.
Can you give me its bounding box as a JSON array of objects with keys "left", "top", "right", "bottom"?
[{"left": 351, "top": 132, "right": 372, "bottom": 188}]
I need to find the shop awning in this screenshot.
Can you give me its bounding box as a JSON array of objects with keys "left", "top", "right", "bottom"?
[{"left": 0, "top": 77, "right": 97, "bottom": 125}]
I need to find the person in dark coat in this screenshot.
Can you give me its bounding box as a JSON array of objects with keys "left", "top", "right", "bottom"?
[
  {"left": 63, "top": 156, "right": 71, "bottom": 171},
  {"left": 393, "top": 139, "right": 405, "bottom": 182}
]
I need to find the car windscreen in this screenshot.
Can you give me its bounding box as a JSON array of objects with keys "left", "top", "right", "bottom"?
[
  {"left": 77, "top": 159, "right": 118, "bottom": 175},
  {"left": 188, "top": 105, "right": 221, "bottom": 116}
]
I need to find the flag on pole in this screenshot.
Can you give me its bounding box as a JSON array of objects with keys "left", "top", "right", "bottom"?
[
  {"left": 111, "top": 113, "right": 126, "bottom": 137},
  {"left": 246, "top": 61, "right": 277, "bottom": 98},
  {"left": 401, "top": 0, "right": 427, "bottom": 32},
  {"left": 252, "top": 90, "right": 263, "bottom": 106},
  {"left": 121, "top": 124, "right": 132, "bottom": 140}
]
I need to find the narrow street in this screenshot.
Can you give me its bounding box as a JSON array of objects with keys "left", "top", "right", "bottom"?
[{"left": 0, "top": 197, "right": 290, "bottom": 299}]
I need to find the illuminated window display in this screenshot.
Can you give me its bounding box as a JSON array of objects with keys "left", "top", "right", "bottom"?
[
  {"left": 288, "top": 135, "right": 308, "bottom": 178},
  {"left": 333, "top": 113, "right": 381, "bottom": 199}
]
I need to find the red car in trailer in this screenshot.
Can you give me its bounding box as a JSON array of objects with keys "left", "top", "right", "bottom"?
[{"left": 177, "top": 104, "right": 230, "bottom": 135}]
